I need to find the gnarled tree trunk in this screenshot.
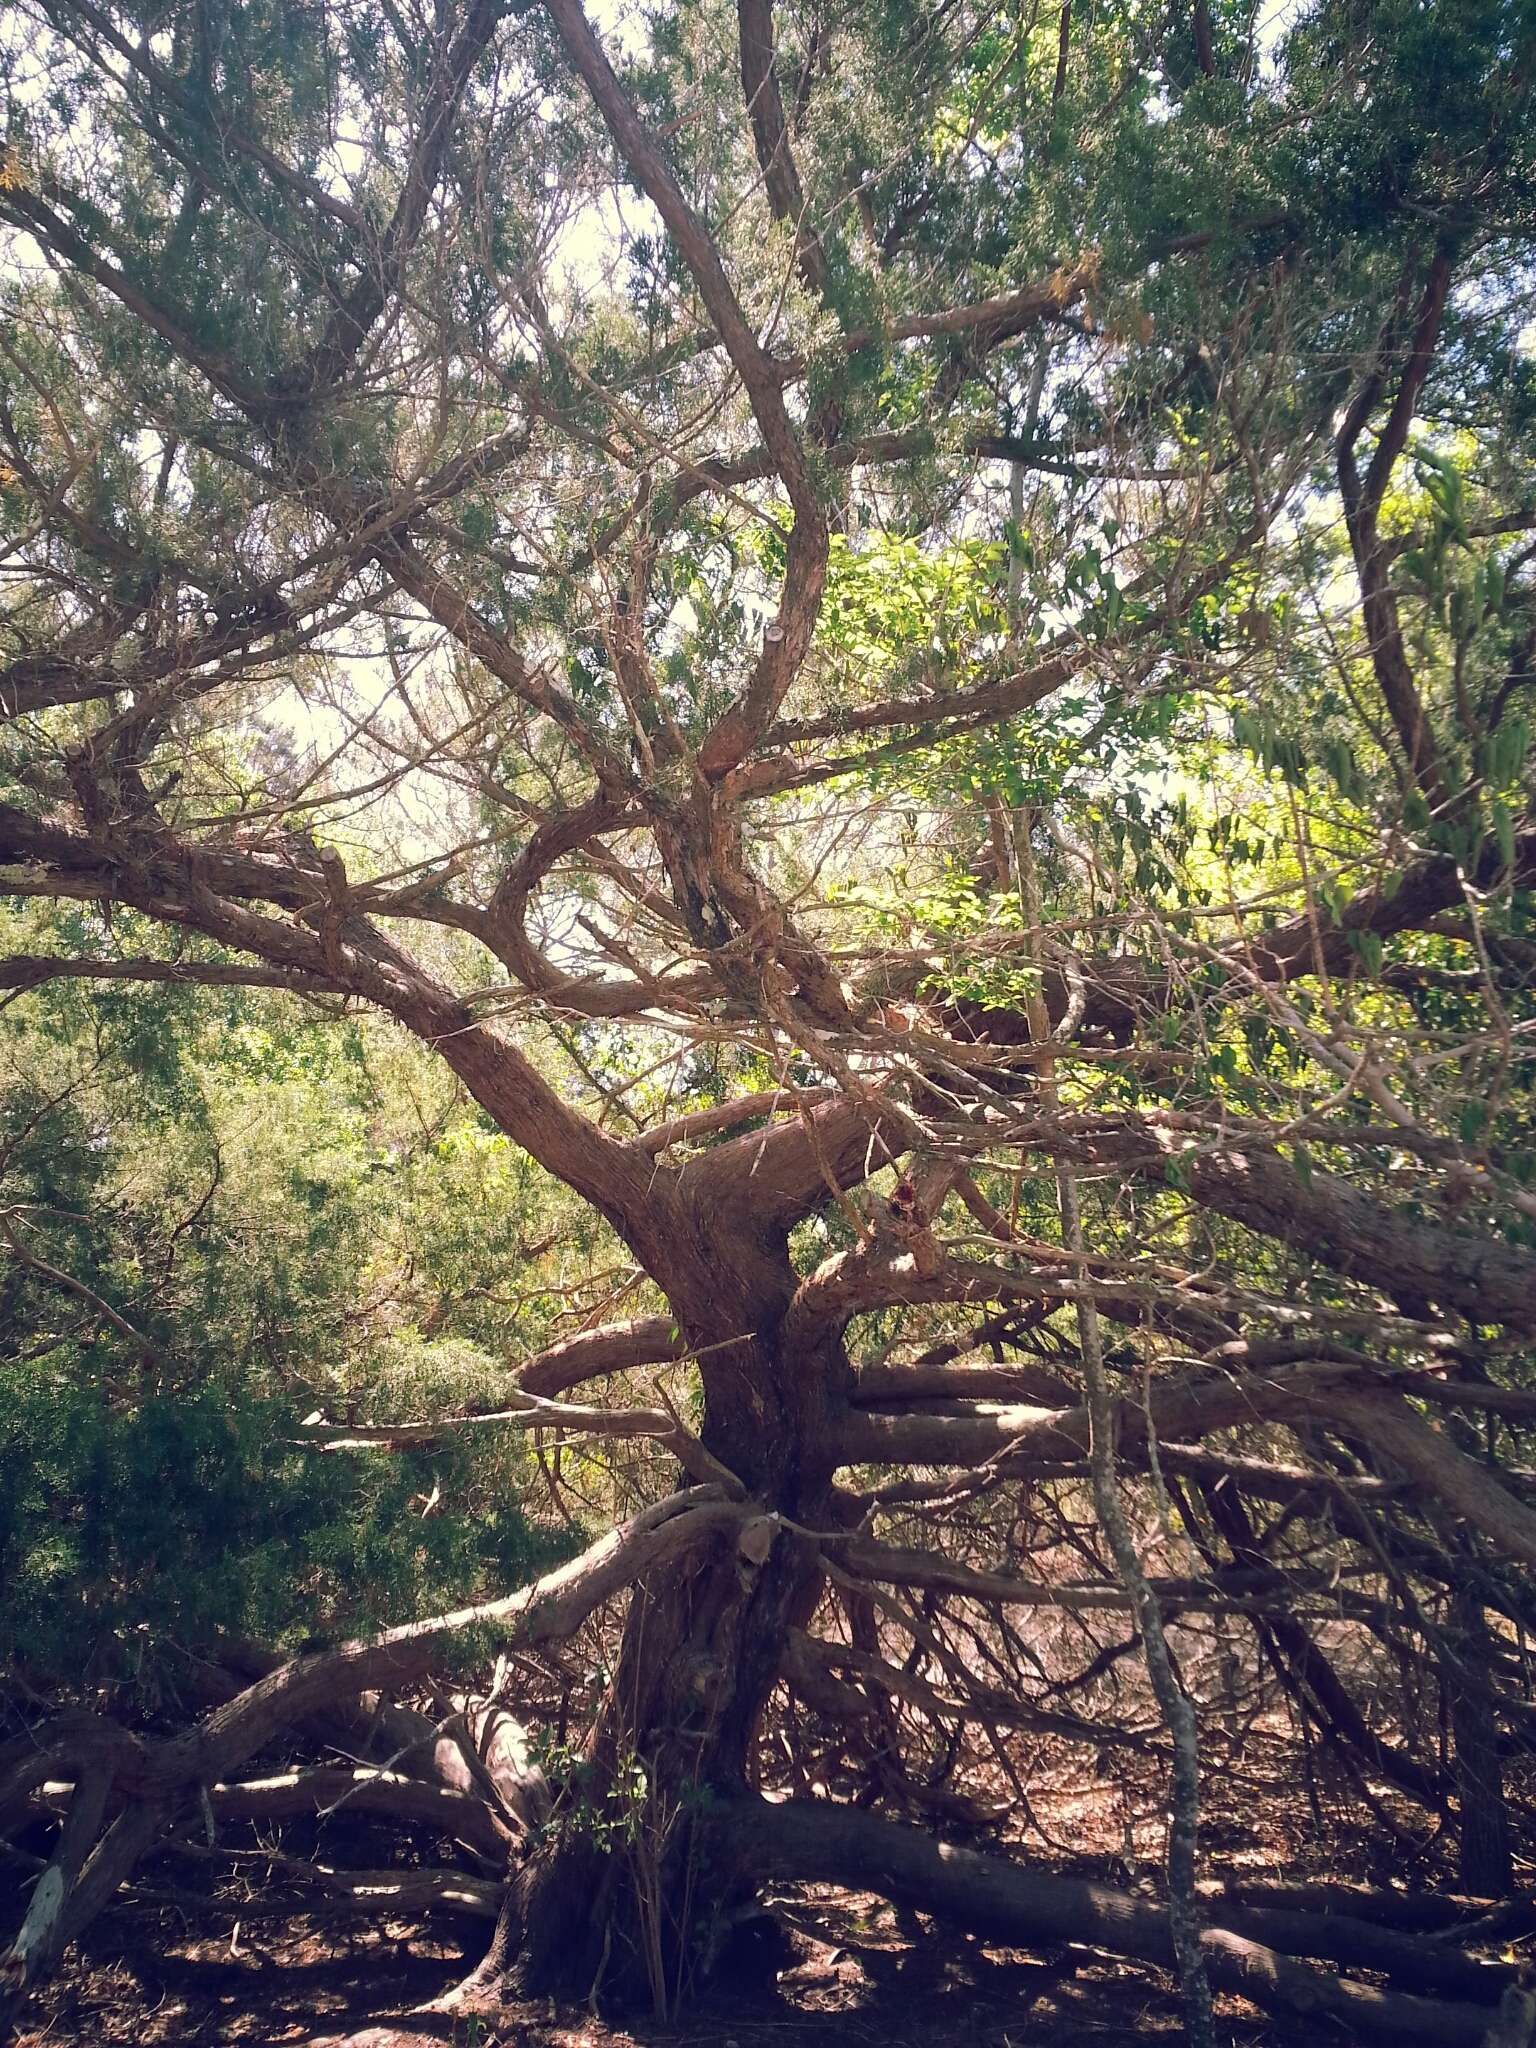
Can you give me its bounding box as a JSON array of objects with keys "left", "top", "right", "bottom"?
[{"left": 475, "top": 1225, "right": 853, "bottom": 2011}]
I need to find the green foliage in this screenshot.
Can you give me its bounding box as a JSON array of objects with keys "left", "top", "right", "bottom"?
[
  {"left": 0, "top": 945, "right": 583, "bottom": 1682},
  {"left": 817, "top": 532, "right": 1008, "bottom": 686}
]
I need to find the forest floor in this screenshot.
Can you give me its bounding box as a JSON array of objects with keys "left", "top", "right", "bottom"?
[
  {"left": 15, "top": 1729, "right": 1467, "bottom": 2046},
  {"left": 15, "top": 1819, "right": 1415, "bottom": 2047},
  {"left": 20, "top": 1884, "right": 1302, "bottom": 2048}
]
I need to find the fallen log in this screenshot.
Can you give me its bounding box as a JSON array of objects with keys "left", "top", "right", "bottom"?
[
  {"left": 712, "top": 1796, "right": 1509, "bottom": 2044},
  {"left": 209, "top": 1767, "right": 509, "bottom": 1864},
  {"left": 1203, "top": 1878, "right": 1526, "bottom": 1930},
  {"left": 1210, "top": 1899, "right": 1505, "bottom": 2002},
  {"left": 156, "top": 1841, "right": 506, "bottom": 1920}
]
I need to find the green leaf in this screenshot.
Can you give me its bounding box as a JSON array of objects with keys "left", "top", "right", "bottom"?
[{"left": 1495, "top": 799, "right": 1516, "bottom": 873}]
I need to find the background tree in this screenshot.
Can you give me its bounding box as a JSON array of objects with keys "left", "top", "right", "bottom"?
[{"left": 2, "top": 0, "right": 1536, "bottom": 2037}]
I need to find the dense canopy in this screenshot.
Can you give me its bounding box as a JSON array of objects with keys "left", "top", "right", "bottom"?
[{"left": 3, "top": 0, "right": 1536, "bottom": 2039}]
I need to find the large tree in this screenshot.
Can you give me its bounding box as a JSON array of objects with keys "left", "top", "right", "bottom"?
[{"left": 3, "top": 0, "right": 1536, "bottom": 2037}]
